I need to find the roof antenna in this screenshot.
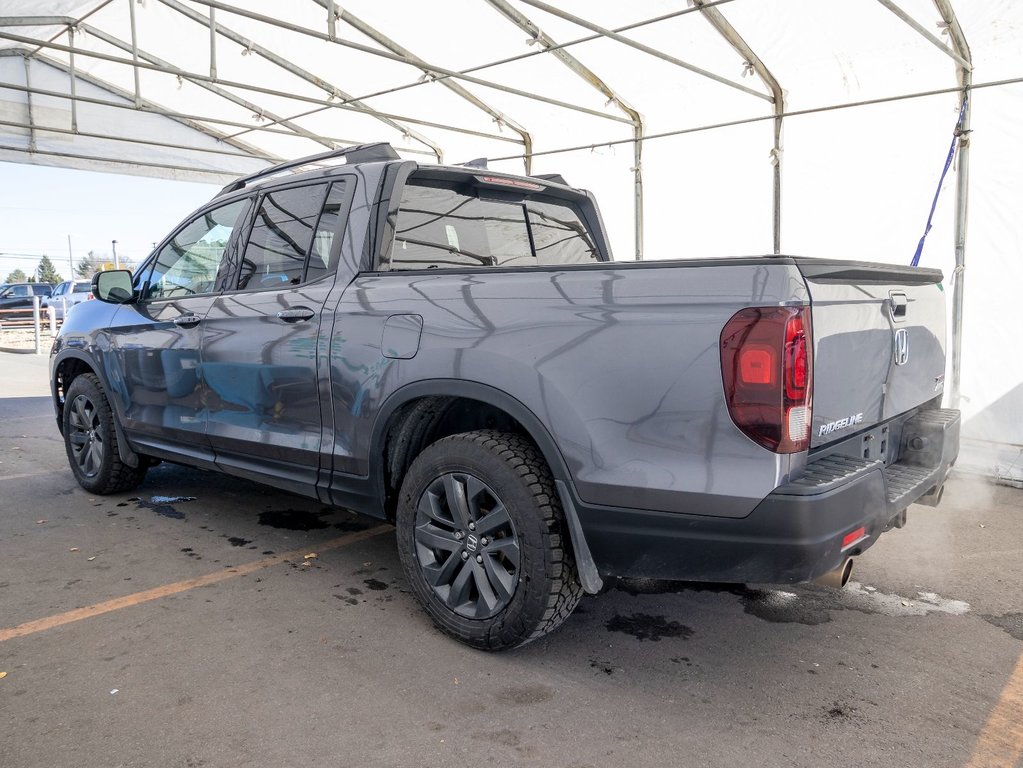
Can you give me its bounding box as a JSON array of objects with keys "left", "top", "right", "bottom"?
[{"left": 458, "top": 157, "right": 489, "bottom": 169}]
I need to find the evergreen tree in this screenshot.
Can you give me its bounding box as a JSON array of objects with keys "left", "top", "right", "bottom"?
[
  {"left": 75, "top": 255, "right": 96, "bottom": 279},
  {"left": 37, "top": 254, "right": 63, "bottom": 284},
  {"left": 3, "top": 268, "right": 27, "bottom": 284}
]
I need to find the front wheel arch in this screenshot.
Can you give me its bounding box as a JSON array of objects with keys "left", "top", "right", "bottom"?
[{"left": 53, "top": 351, "right": 140, "bottom": 469}]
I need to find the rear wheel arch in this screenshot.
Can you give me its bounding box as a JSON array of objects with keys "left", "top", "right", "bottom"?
[{"left": 372, "top": 381, "right": 572, "bottom": 520}]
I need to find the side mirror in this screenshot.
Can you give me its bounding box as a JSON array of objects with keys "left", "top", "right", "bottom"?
[{"left": 93, "top": 270, "right": 135, "bottom": 304}]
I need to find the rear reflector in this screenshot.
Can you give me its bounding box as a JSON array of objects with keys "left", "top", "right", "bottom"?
[
  {"left": 841, "top": 526, "right": 867, "bottom": 549},
  {"left": 720, "top": 306, "right": 813, "bottom": 453}
]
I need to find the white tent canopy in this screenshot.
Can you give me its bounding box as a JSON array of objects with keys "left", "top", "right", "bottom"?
[{"left": 1, "top": 0, "right": 1020, "bottom": 480}]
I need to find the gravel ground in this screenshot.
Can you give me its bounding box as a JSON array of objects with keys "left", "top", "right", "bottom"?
[{"left": 0, "top": 327, "right": 58, "bottom": 351}]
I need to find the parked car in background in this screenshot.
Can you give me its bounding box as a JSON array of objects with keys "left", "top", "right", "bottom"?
[
  {"left": 0, "top": 283, "right": 53, "bottom": 325},
  {"left": 43, "top": 280, "right": 95, "bottom": 320}
]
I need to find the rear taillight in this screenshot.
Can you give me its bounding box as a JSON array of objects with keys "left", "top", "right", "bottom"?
[
  {"left": 86, "top": 293, "right": 94, "bottom": 300},
  {"left": 720, "top": 306, "right": 813, "bottom": 453}
]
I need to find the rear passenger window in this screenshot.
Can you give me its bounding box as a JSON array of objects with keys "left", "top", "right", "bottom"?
[
  {"left": 389, "top": 183, "right": 598, "bottom": 270},
  {"left": 238, "top": 183, "right": 329, "bottom": 290},
  {"left": 305, "top": 182, "right": 348, "bottom": 284},
  {"left": 526, "top": 200, "right": 600, "bottom": 265}
]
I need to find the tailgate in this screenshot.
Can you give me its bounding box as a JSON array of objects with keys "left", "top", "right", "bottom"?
[{"left": 797, "top": 259, "right": 946, "bottom": 450}]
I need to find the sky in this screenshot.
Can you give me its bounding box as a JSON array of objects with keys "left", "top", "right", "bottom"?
[{"left": 0, "top": 163, "right": 218, "bottom": 283}]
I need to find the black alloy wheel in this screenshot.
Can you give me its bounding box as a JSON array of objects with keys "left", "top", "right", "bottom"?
[
  {"left": 61, "top": 373, "right": 148, "bottom": 494},
  {"left": 396, "top": 430, "right": 582, "bottom": 650},
  {"left": 414, "top": 472, "right": 521, "bottom": 620},
  {"left": 67, "top": 393, "right": 105, "bottom": 478}
]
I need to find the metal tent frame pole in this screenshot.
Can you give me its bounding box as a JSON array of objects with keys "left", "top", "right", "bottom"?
[
  {"left": 485, "top": 0, "right": 646, "bottom": 261},
  {"left": 312, "top": 1, "right": 535, "bottom": 174},
  {"left": 154, "top": 0, "right": 445, "bottom": 162},
  {"left": 932, "top": 0, "right": 972, "bottom": 410},
  {"left": 693, "top": 1, "right": 785, "bottom": 255}
]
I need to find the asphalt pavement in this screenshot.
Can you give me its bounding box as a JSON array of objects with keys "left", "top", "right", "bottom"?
[{"left": 0, "top": 351, "right": 1021, "bottom": 768}]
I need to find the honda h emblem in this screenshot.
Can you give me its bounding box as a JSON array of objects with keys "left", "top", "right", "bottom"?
[{"left": 894, "top": 328, "right": 910, "bottom": 366}]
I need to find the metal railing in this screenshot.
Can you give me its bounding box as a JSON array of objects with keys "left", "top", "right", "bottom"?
[{"left": 0, "top": 296, "right": 66, "bottom": 354}]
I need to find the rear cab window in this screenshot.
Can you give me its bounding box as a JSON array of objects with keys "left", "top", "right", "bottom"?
[{"left": 386, "top": 177, "right": 602, "bottom": 271}]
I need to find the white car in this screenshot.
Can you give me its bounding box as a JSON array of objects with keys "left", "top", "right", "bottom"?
[{"left": 43, "top": 280, "right": 94, "bottom": 320}]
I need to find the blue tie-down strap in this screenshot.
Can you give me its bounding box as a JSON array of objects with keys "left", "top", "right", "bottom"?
[{"left": 911, "top": 96, "right": 968, "bottom": 267}]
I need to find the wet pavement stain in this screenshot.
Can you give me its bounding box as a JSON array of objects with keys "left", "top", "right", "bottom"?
[
  {"left": 606, "top": 613, "right": 693, "bottom": 642},
  {"left": 739, "top": 588, "right": 832, "bottom": 626},
  {"left": 225, "top": 536, "right": 251, "bottom": 547},
  {"left": 618, "top": 580, "right": 969, "bottom": 626},
  {"left": 363, "top": 578, "right": 388, "bottom": 591},
  {"left": 821, "top": 702, "right": 860, "bottom": 724},
  {"left": 982, "top": 612, "right": 1023, "bottom": 641},
  {"left": 334, "top": 594, "right": 360, "bottom": 606},
  {"left": 494, "top": 685, "right": 555, "bottom": 706},
  {"left": 257, "top": 509, "right": 329, "bottom": 530},
  {"left": 333, "top": 519, "right": 366, "bottom": 532},
  {"left": 133, "top": 496, "right": 196, "bottom": 520}
]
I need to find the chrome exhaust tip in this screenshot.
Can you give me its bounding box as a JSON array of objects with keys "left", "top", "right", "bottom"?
[{"left": 814, "top": 557, "right": 854, "bottom": 589}]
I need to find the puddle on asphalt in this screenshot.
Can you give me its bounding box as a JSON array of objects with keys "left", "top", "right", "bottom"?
[
  {"left": 606, "top": 613, "right": 694, "bottom": 642},
  {"left": 131, "top": 495, "right": 196, "bottom": 520},
  {"left": 257, "top": 508, "right": 329, "bottom": 530}
]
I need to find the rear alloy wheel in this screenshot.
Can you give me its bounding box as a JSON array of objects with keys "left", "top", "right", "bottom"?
[
  {"left": 414, "top": 471, "right": 521, "bottom": 620},
  {"left": 62, "top": 373, "right": 147, "bottom": 494},
  {"left": 396, "top": 430, "right": 582, "bottom": 650}
]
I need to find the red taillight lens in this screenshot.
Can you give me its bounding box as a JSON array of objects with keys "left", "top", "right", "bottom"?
[
  {"left": 86, "top": 293, "right": 94, "bottom": 300},
  {"left": 720, "top": 306, "right": 813, "bottom": 453}
]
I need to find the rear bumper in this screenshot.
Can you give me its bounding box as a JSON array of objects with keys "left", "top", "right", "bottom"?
[{"left": 574, "top": 408, "right": 960, "bottom": 584}]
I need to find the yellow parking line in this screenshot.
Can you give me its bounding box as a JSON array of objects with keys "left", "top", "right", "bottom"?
[
  {"left": 966, "top": 653, "right": 1023, "bottom": 768},
  {"left": 0, "top": 524, "right": 391, "bottom": 643},
  {"left": 0, "top": 471, "right": 60, "bottom": 482}
]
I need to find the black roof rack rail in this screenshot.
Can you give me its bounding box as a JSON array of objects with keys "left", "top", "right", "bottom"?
[{"left": 218, "top": 142, "right": 399, "bottom": 196}]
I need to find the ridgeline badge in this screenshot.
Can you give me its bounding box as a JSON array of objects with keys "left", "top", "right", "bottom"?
[{"left": 818, "top": 413, "right": 864, "bottom": 437}]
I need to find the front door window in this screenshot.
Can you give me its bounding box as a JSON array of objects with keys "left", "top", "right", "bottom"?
[{"left": 143, "top": 199, "right": 250, "bottom": 300}]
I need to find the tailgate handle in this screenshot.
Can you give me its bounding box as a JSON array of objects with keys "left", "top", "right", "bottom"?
[{"left": 888, "top": 292, "right": 908, "bottom": 322}]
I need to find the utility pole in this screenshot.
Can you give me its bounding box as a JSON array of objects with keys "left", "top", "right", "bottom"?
[
  {"left": 67, "top": 234, "right": 74, "bottom": 279},
  {"left": 111, "top": 240, "right": 119, "bottom": 270}
]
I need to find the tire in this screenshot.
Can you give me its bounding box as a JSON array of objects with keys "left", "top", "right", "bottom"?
[
  {"left": 62, "top": 373, "right": 148, "bottom": 494},
  {"left": 396, "top": 430, "right": 583, "bottom": 651}
]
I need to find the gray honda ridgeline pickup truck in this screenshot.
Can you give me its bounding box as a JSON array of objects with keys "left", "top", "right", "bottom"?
[{"left": 51, "top": 143, "right": 959, "bottom": 649}]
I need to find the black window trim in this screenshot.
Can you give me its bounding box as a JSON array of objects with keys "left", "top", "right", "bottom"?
[{"left": 219, "top": 175, "right": 357, "bottom": 297}]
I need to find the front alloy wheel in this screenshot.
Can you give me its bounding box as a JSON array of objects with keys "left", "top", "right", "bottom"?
[
  {"left": 67, "top": 393, "right": 105, "bottom": 478},
  {"left": 61, "top": 373, "right": 147, "bottom": 494}
]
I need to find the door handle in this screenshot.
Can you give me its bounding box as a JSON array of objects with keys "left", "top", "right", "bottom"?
[
  {"left": 276, "top": 307, "right": 315, "bottom": 323},
  {"left": 173, "top": 314, "right": 202, "bottom": 328}
]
